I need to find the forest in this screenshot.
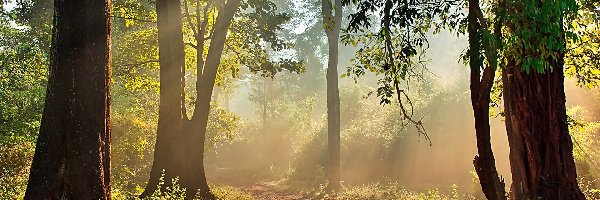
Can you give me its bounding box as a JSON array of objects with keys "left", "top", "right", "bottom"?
[{"left": 0, "top": 0, "right": 599, "bottom": 199}]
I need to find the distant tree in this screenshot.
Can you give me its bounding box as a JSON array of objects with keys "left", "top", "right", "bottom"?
[
  {"left": 25, "top": 0, "right": 112, "bottom": 199},
  {"left": 0, "top": 2, "right": 51, "bottom": 198},
  {"left": 321, "top": 0, "right": 342, "bottom": 191}
]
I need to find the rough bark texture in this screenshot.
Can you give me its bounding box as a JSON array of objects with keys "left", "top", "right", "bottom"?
[
  {"left": 142, "top": 0, "right": 187, "bottom": 196},
  {"left": 501, "top": 2, "right": 586, "bottom": 199},
  {"left": 322, "top": 0, "right": 342, "bottom": 191},
  {"left": 503, "top": 58, "right": 585, "bottom": 200},
  {"left": 25, "top": 0, "right": 112, "bottom": 199},
  {"left": 467, "top": 0, "right": 507, "bottom": 199}
]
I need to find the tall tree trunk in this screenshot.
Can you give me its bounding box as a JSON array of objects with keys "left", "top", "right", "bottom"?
[
  {"left": 142, "top": 0, "right": 240, "bottom": 198},
  {"left": 503, "top": 56, "right": 585, "bottom": 200},
  {"left": 25, "top": 0, "right": 112, "bottom": 199},
  {"left": 322, "top": 0, "right": 342, "bottom": 191},
  {"left": 501, "top": 2, "right": 585, "bottom": 199},
  {"left": 142, "top": 0, "right": 187, "bottom": 196},
  {"left": 186, "top": 0, "right": 241, "bottom": 198},
  {"left": 467, "top": 0, "right": 506, "bottom": 199}
]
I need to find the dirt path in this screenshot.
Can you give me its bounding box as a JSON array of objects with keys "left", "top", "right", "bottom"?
[{"left": 239, "top": 182, "right": 308, "bottom": 200}]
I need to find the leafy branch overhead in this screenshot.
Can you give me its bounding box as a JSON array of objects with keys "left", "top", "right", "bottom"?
[
  {"left": 112, "top": 0, "right": 304, "bottom": 93},
  {"left": 341, "top": 0, "right": 461, "bottom": 144}
]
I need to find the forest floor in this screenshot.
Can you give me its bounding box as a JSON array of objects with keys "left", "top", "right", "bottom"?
[{"left": 239, "top": 182, "right": 308, "bottom": 200}]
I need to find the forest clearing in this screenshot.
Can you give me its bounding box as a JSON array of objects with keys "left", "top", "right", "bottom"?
[{"left": 1, "top": 0, "right": 599, "bottom": 199}]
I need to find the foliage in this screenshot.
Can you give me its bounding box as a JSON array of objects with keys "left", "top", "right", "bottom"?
[
  {"left": 340, "top": 76, "right": 438, "bottom": 143},
  {"left": 286, "top": 124, "right": 327, "bottom": 188},
  {"left": 288, "top": 78, "right": 449, "bottom": 188},
  {"left": 111, "top": 89, "right": 241, "bottom": 195},
  {"left": 0, "top": 12, "right": 47, "bottom": 142},
  {"left": 503, "top": 0, "right": 579, "bottom": 73},
  {"left": 567, "top": 106, "right": 600, "bottom": 198},
  {"left": 210, "top": 185, "right": 255, "bottom": 200},
  {"left": 0, "top": 4, "right": 48, "bottom": 199},
  {"left": 111, "top": 83, "right": 159, "bottom": 194},
  {"left": 11, "top": 0, "right": 52, "bottom": 52},
  {"left": 205, "top": 106, "right": 242, "bottom": 151},
  {"left": 339, "top": 0, "right": 463, "bottom": 143},
  {"left": 565, "top": 0, "right": 600, "bottom": 87},
  {"left": 2, "top": 0, "right": 600, "bottom": 199},
  {"left": 334, "top": 182, "right": 475, "bottom": 200},
  {"left": 340, "top": 0, "right": 459, "bottom": 104},
  {"left": 177, "top": 0, "right": 303, "bottom": 83},
  {"left": 0, "top": 141, "right": 33, "bottom": 199},
  {"left": 112, "top": 171, "right": 256, "bottom": 200},
  {"left": 147, "top": 173, "right": 187, "bottom": 200}
]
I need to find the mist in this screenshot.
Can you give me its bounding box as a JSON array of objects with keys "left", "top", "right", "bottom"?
[
  {"left": 2, "top": 0, "right": 599, "bottom": 199},
  {"left": 198, "top": 29, "right": 599, "bottom": 197},
  {"left": 199, "top": 30, "right": 487, "bottom": 193}
]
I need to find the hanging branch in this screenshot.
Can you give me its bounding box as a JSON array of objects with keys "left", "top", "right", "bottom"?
[
  {"left": 382, "top": 0, "right": 431, "bottom": 145},
  {"left": 392, "top": 72, "right": 430, "bottom": 145}
]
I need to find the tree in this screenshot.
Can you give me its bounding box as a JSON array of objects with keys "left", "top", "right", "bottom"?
[
  {"left": 143, "top": 0, "right": 245, "bottom": 198},
  {"left": 0, "top": 2, "right": 51, "bottom": 197},
  {"left": 143, "top": 0, "right": 296, "bottom": 198},
  {"left": 141, "top": 0, "right": 187, "bottom": 197},
  {"left": 322, "top": 0, "right": 342, "bottom": 191},
  {"left": 342, "top": 0, "right": 589, "bottom": 198},
  {"left": 501, "top": 0, "right": 585, "bottom": 198},
  {"left": 24, "top": 0, "right": 112, "bottom": 199},
  {"left": 466, "top": 0, "right": 506, "bottom": 199},
  {"left": 183, "top": 0, "right": 241, "bottom": 198}
]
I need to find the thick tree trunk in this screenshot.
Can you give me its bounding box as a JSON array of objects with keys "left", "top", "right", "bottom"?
[
  {"left": 143, "top": 1, "right": 239, "bottom": 198},
  {"left": 322, "top": 0, "right": 342, "bottom": 191},
  {"left": 186, "top": 0, "right": 241, "bottom": 198},
  {"left": 467, "top": 0, "right": 506, "bottom": 199},
  {"left": 501, "top": 2, "right": 585, "bottom": 199},
  {"left": 142, "top": 0, "right": 187, "bottom": 196},
  {"left": 25, "top": 0, "right": 112, "bottom": 199},
  {"left": 503, "top": 57, "right": 585, "bottom": 200}
]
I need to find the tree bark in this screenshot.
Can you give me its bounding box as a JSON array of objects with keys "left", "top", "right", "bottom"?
[
  {"left": 142, "top": 0, "right": 240, "bottom": 198},
  {"left": 503, "top": 57, "right": 585, "bottom": 200},
  {"left": 467, "top": 0, "right": 507, "bottom": 199},
  {"left": 25, "top": 0, "right": 112, "bottom": 199},
  {"left": 501, "top": 2, "right": 586, "bottom": 199},
  {"left": 142, "top": 0, "right": 187, "bottom": 196},
  {"left": 185, "top": 0, "right": 241, "bottom": 198},
  {"left": 322, "top": 0, "right": 342, "bottom": 191}
]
